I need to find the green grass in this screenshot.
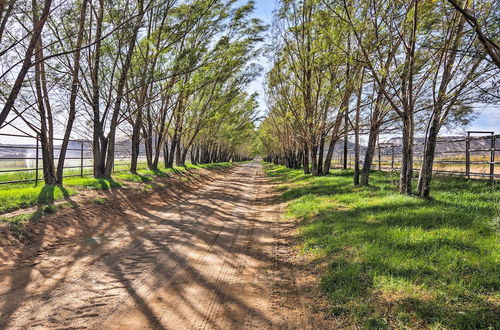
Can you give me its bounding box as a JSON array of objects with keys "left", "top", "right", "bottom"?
[
  {"left": 0, "top": 176, "right": 121, "bottom": 214},
  {"left": 265, "top": 164, "right": 500, "bottom": 329},
  {"left": 0, "top": 161, "right": 236, "bottom": 215},
  {"left": 185, "top": 162, "right": 235, "bottom": 170},
  {"left": 114, "top": 167, "right": 181, "bottom": 182},
  {"left": 0, "top": 204, "right": 61, "bottom": 234},
  {"left": 64, "top": 177, "right": 121, "bottom": 190},
  {"left": 0, "top": 184, "right": 75, "bottom": 214},
  {"left": 115, "top": 172, "right": 153, "bottom": 182},
  {"left": 113, "top": 162, "right": 235, "bottom": 183},
  {"left": 90, "top": 197, "right": 108, "bottom": 205}
]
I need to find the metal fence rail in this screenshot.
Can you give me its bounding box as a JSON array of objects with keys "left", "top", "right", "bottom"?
[
  {"left": 0, "top": 132, "right": 149, "bottom": 185},
  {"left": 331, "top": 131, "right": 499, "bottom": 180}
]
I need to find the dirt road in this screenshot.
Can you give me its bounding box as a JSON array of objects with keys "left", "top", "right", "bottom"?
[{"left": 0, "top": 163, "right": 332, "bottom": 329}]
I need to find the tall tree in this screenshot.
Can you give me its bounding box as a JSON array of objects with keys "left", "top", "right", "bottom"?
[
  {"left": 447, "top": 0, "right": 500, "bottom": 68},
  {"left": 0, "top": 0, "right": 53, "bottom": 128}
]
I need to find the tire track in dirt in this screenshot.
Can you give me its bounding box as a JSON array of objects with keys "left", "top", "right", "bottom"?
[
  {"left": 100, "top": 163, "right": 263, "bottom": 329},
  {"left": 194, "top": 165, "right": 262, "bottom": 330}
]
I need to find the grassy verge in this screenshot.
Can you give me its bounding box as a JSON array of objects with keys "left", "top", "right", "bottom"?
[
  {"left": 0, "top": 204, "right": 60, "bottom": 234},
  {"left": 0, "top": 162, "right": 236, "bottom": 215},
  {"left": 264, "top": 164, "right": 499, "bottom": 329},
  {"left": 0, "top": 184, "right": 76, "bottom": 214},
  {"left": 113, "top": 162, "right": 235, "bottom": 183}
]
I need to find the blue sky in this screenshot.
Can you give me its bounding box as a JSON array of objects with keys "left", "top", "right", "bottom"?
[
  {"left": 244, "top": 0, "right": 499, "bottom": 134},
  {"left": 239, "top": 0, "right": 276, "bottom": 120}
]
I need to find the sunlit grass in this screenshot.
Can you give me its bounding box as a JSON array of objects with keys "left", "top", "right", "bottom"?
[
  {"left": 0, "top": 184, "right": 75, "bottom": 214},
  {"left": 64, "top": 177, "right": 121, "bottom": 190},
  {"left": 113, "top": 162, "right": 235, "bottom": 183},
  {"left": 0, "top": 161, "right": 236, "bottom": 215},
  {"left": 265, "top": 164, "right": 500, "bottom": 329},
  {"left": 90, "top": 197, "right": 108, "bottom": 205}
]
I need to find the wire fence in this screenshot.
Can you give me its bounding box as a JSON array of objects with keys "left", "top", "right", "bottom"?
[
  {"left": 331, "top": 131, "right": 499, "bottom": 180},
  {"left": 0, "top": 132, "right": 149, "bottom": 185}
]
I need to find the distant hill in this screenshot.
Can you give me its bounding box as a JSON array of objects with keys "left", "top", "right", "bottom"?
[{"left": 382, "top": 136, "right": 494, "bottom": 154}]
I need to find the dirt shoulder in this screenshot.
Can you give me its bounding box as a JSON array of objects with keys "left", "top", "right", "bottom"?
[{"left": 0, "top": 166, "right": 227, "bottom": 267}]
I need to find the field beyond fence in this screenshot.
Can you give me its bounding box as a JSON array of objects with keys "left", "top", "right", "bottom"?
[{"left": 331, "top": 131, "right": 499, "bottom": 180}]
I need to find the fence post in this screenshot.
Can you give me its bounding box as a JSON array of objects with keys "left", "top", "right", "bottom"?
[
  {"left": 343, "top": 140, "right": 348, "bottom": 170},
  {"left": 490, "top": 135, "right": 496, "bottom": 181},
  {"left": 35, "top": 137, "right": 39, "bottom": 185},
  {"left": 80, "top": 141, "right": 84, "bottom": 177},
  {"left": 465, "top": 132, "right": 470, "bottom": 179},
  {"left": 377, "top": 137, "right": 381, "bottom": 171},
  {"left": 391, "top": 145, "right": 395, "bottom": 170}
]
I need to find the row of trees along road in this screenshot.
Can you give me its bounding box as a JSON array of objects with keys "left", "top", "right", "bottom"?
[
  {"left": 0, "top": 0, "right": 264, "bottom": 184},
  {"left": 258, "top": 0, "right": 499, "bottom": 198}
]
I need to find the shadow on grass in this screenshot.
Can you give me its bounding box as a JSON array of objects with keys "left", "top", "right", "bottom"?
[
  {"left": 266, "top": 164, "right": 499, "bottom": 329},
  {"left": 116, "top": 173, "right": 153, "bottom": 183},
  {"left": 37, "top": 185, "right": 57, "bottom": 205},
  {"left": 152, "top": 169, "right": 172, "bottom": 176},
  {"left": 65, "top": 177, "right": 121, "bottom": 190},
  {"left": 1, "top": 185, "right": 70, "bottom": 229}
]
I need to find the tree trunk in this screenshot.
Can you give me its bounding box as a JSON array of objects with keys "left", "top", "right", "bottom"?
[
  {"left": 353, "top": 74, "right": 363, "bottom": 185},
  {"left": 175, "top": 143, "right": 184, "bottom": 166},
  {"left": 92, "top": 0, "right": 105, "bottom": 178},
  {"left": 303, "top": 143, "right": 310, "bottom": 174},
  {"left": 360, "top": 126, "right": 380, "bottom": 186},
  {"left": 190, "top": 147, "right": 196, "bottom": 165},
  {"left": 195, "top": 146, "right": 200, "bottom": 164},
  {"left": 416, "top": 8, "right": 466, "bottom": 197},
  {"left": 180, "top": 148, "right": 189, "bottom": 167},
  {"left": 56, "top": 0, "right": 88, "bottom": 184},
  {"left": 417, "top": 114, "right": 440, "bottom": 197},
  {"left": 399, "top": 114, "right": 414, "bottom": 194},
  {"left": 311, "top": 142, "right": 319, "bottom": 176},
  {"left": 322, "top": 135, "right": 338, "bottom": 175},
  {"left": 163, "top": 140, "right": 169, "bottom": 168},
  {"left": 399, "top": 0, "right": 417, "bottom": 195},
  {"left": 144, "top": 126, "right": 154, "bottom": 170},
  {"left": 200, "top": 145, "right": 207, "bottom": 164},
  {"left": 0, "top": 0, "right": 52, "bottom": 127},
  {"left": 295, "top": 151, "right": 301, "bottom": 169},
  {"left": 104, "top": 0, "right": 144, "bottom": 178},
  {"left": 167, "top": 137, "right": 177, "bottom": 168},
  {"left": 33, "top": 8, "right": 56, "bottom": 185},
  {"left": 317, "top": 134, "right": 325, "bottom": 174},
  {"left": 152, "top": 134, "right": 161, "bottom": 170},
  {"left": 40, "top": 135, "right": 56, "bottom": 185},
  {"left": 130, "top": 114, "right": 142, "bottom": 173},
  {"left": 343, "top": 108, "right": 349, "bottom": 169},
  {"left": 360, "top": 88, "right": 384, "bottom": 186}
]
